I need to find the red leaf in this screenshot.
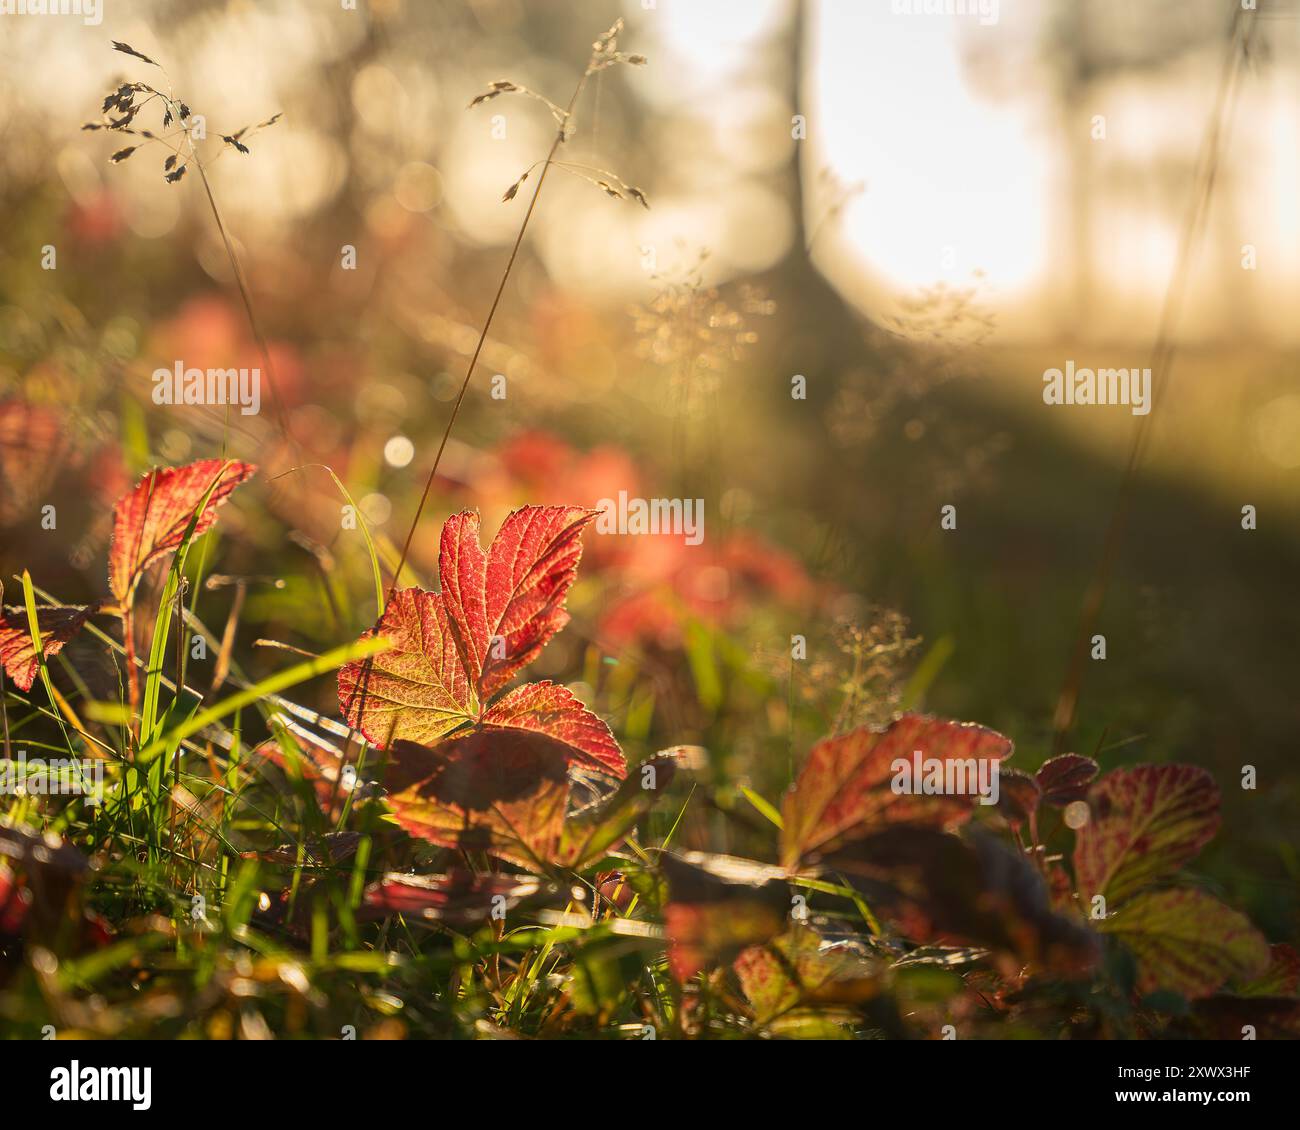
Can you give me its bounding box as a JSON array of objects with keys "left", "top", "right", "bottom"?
[
  {"left": 439, "top": 506, "right": 596, "bottom": 697},
  {"left": 337, "top": 508, "right": 616, "bottom": 777},
  {"left": 481, "top": 680, "right": 625, "bottom": 778},
  {"left": 337, "top": 587, "right": 478, "bottom": 748},
  {"left": 108, "top": 458, "right": 256, "bottom": 603},
  {"left": 0, "top": 603, "right": 97, "bottom": 692},
  {"left": 1035, "top": 753, "right": 1099, "bottom": 807},
  {"left": 361, "top": 870, "right": 543, "bottom": 925},
  {"left": 384, "top": 728, "right": 571, "bottom": 869},
  {"left": 1073, "top": 764, "right": 1220, "bottom": 905},
  {"left": 0, "top": 399, "right": 68, "bottom": 525},
  {"left": 779, "top": 714, "right": 1014, "bottom": 871}
]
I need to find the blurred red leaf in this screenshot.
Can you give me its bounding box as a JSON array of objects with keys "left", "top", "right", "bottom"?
[
  {"left": 361, "top": 870, "right": 544, "bottom": 925},
  {"left": 661, "top": 851, "right": 791, "bottom": 982},
  {"left": 779, "top": 714, "right": 1013, "bottom": 871},
  {"left": 108, "top": 458, "right": 256, "bottom": 603},
  {"left": 1100, "top": 887, "right": 1268, "bottom": 999},
  {"left": 0, "top": 603, "right": 98, "bottom": 692},
  {"left": 0, "top": 399, "right": 69, "bottom": 525},
  {"left": 1073, "top": 764, "right": 1219, "bottom": 905}
]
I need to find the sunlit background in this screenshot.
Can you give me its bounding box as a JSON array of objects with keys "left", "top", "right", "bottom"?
[{"left": 1, "top": 0, "right": 1297, "bottom": 935}]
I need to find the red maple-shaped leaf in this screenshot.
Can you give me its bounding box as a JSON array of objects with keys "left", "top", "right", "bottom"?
[
  {"left": 480, "top": 681, "right": 625, "bottom": 778},
  {"left": 338, "top": 587, "right": 479, "bottom": 748},
  {"left": 438, "top": 506, "right": 596, "bottom": 697},
  {"left": 779, "top": 714, "right": 1014, "bottom": 871},
  {"left": 0, "top": 604, "right": 98, "bottom": 692},
  {"left": 385, "top": 728, "right": 572, "bottom": 869},
  {"left": 108, "top": 458, "right": 256, "bottom": 603},
  {"left": 383, "top": 731, "right": 674, "bottom": 871},
  {"left": 338, "top": 506, "right": 623, "bottom": 779},
  {"left": 1035, "top": 753, "right": 1098, "bottom": 807}
]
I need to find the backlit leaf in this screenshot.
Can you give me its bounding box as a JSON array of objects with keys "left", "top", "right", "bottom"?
[
  {"left": 108, "top": 458, "right": 256, "bottom": 604},
  {"left": 1100, "top": 887, "right": 1269, "bottom": 999},
  {"left": 0, "top": 603, "right": 97, "bottom": 692},
  {"left": 1073, "top": 764, "right": 1220, "bottom": 905},
  {"left": 481, "top": 680, "right": 625, "bottom": 778},
  {"left": 438, "top": 506, "right": 596, "bottom": 697},
  {"left": 1035, "top": 753, "right": 1099, "bottom": 807},
  {"left": 337, "top": 587, "right": 478, "bottom": 748},
  {"left": 779, "top": 714, "right": 1013, "bottom": 870}
]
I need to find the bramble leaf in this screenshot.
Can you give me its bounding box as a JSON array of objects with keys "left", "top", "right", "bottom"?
[
  {"left": 338, "top": 587, "right": 479, "bottom": 748},
  {"left": 1035, "top": 753, "right": 1098, "bottom": 807},
  {"left": 384, "top": 729, "right": 571, "bottom": 870},
  {"left": 0, "top": 603, "right": 98, "bottom": 692},
  {"left": 481, "top": 680, "right": 625, "bottom": 778},
  {"left": 338, "top": 506, "right": 607, "bottom": 764},
  {"left": 438, "top": 506, "right": 596, "bottom": 697},
  {"left": 108, "top": 458, "right": 256, "bottom": 604},
  {"left": 779, "top": 714, "right": 1013, "bottom": 871},
  {"left": 735, "top": 927, "right": 883, "bottom": 1029},
  {"left": 1100, "top": 887, "right": 1269, "bottom": 999},
  {"left": 1073, "top": 764, "right": 1219, "bottom": 905}
]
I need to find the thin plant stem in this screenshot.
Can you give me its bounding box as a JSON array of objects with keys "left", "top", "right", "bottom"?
[{"left": 386, "top": 66, "right": 594, "bottom": 603}]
